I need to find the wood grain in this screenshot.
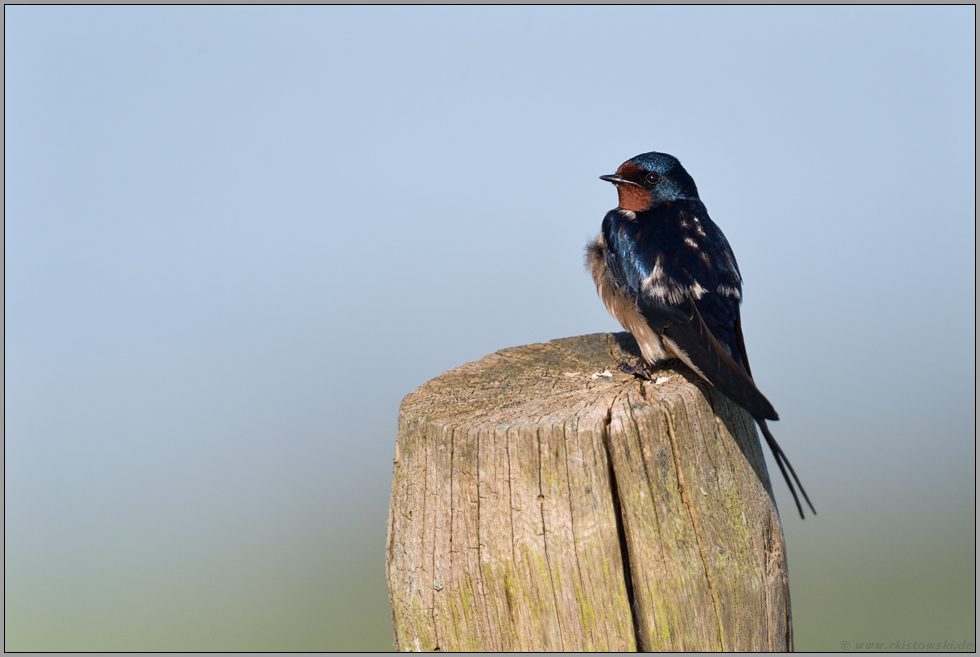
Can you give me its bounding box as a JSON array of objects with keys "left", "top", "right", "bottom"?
[{"left": 386, "top": 333, "right": 791, "bottom": 652}]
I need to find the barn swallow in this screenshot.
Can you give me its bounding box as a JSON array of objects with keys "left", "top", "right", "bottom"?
[{"left": 587, "top": 151, "right": 815, "bottom": 519}]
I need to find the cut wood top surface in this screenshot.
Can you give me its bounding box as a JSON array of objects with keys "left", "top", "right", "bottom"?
[{"left": 402, "top": 332, "right": 700, "bottom": 426}]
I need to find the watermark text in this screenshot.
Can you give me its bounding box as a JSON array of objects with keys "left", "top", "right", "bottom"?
[{"left": 841, "top": 639, "right": 974, "bottom": 651}]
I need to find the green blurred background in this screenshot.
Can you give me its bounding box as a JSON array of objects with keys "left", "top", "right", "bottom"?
[{"left": 5, "top": 6, "right": 974, "bottom": 651}]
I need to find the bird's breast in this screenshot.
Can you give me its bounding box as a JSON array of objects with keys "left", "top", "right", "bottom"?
[{"left": 586, "top": 234, "right": 669, "bottom": 365}]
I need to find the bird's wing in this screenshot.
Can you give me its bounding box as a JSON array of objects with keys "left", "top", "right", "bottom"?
[
  {"left": 604, "top": 209, "right": 776, "bottom": 420},
  {"left": 602, "top": 222, "right": 693, "bottom": 330},
  {"left": 659, "top": 297, "right": 778, "bottom": 421},
  {"left": 733, "top": 312, "right": 753, "bottom": 378}
]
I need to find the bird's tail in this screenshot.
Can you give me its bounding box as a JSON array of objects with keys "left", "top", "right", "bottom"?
[{"left": 756, "top": 418, "right": 816, "bottom": 520}]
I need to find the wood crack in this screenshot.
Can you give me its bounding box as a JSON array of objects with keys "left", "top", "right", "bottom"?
[
  {"left": 603, "top": 397, "right": 644, "bottom": 651},
  {"left": 624, "top": 393, "right": 673, "bottom": 649}
]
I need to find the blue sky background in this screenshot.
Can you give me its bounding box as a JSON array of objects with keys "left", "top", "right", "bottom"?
[{"left": 5, "top": 6, "right": 975, "bottom": 651}]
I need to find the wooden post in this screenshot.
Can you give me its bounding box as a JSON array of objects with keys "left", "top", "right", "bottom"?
[{"left": 386, "top": 333, "right": 792, "bottom": 652}]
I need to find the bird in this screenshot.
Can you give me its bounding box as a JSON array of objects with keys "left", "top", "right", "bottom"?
[{"left": 586, "top": 151, "right": 815, "bottom": 519}]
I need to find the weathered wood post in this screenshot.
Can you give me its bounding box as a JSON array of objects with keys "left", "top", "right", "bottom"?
[{"left": 386, "top": 333, "right": 792, "bottom": 651}]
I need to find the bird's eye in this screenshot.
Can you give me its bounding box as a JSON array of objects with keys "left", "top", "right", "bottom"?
[{"left": 644, "top": 172, "right": 662, "bottom": 185}]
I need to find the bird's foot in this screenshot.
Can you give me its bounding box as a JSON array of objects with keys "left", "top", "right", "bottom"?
[{"left": 618, "top": 360, "right": 653, "bottom": 381}]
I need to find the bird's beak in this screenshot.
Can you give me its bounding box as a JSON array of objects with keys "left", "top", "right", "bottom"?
[{"left": 600, "top": 174, "right": 638, "bottom": 187}]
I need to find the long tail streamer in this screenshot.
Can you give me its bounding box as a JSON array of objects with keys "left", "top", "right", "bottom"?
[{"left": 757, "top": 418, "right": 816, "bottom": 519}]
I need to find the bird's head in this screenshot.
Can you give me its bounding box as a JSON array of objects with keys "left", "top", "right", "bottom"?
[{"left": 600, "top": 151, "right": 700, "bottom": 212}]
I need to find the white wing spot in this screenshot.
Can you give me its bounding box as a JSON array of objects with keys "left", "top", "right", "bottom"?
[
  {"left": 716, "top": 284, "right": 741, "bottom": 299},
  {"left": 639, "top": 255, "right": 707, "bottom": 303},
  {"left": 640, "top": 256, "right": 666, "bottom": 291}
]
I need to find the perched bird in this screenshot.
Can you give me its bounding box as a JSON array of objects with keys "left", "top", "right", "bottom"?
[{"left": 586, "top": 151, "right": 815, "bottom": 519}]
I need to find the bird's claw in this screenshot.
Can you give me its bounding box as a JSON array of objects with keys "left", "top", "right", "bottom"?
[{"left": 618, "top": 360, "right": 653, "bottom": 381}]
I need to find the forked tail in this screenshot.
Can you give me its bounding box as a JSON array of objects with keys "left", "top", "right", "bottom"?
[{"left": 756, "top": 418, "right": 816, "bottom": 520}]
